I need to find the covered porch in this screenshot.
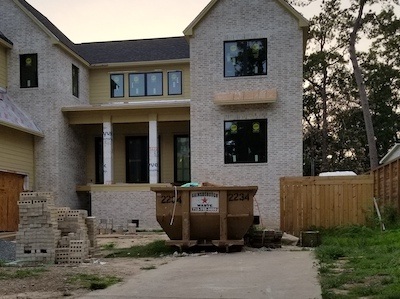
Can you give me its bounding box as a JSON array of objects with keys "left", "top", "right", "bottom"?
[{"left": 62, "top": 100, "right": 191, "bottom": 228}]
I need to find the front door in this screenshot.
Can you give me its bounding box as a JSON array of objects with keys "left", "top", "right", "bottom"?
[
  {"left": 0, "top": 171, "right": 24, "bottom": 231},
  {"left": 126, "top": 136, "right": 149, "bottom": 183}
]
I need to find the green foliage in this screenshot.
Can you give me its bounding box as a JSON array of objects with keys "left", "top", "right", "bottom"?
[
  {"left": 303, "top": 0, "right": 400, "bottom": 174},
  {"left": 105, "top": 240, "right": 175, "bottom": 258},
  {"left": 101, "top": 242, "right": 116, "bottom": 250},
  {"left": 317, "top": 226, "right": 400, "bottom": 298},
  {"left": 0, "top": 267, "right": 46, "bottom": 279},
  {"left": 68, "top": 274, "right": 121, "bottom": 290}
]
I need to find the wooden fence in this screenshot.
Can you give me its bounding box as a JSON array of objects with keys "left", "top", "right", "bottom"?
[
  {"left": 280, "top": 175, "right": 374, "bottom": 236},
  {"left": 372, "top": 158, "right": 400, "bottom": 210}
]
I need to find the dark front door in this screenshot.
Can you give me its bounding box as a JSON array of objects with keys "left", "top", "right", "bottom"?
[
  {"left": 126, "top": 136, "right": 149, "bottom": 183},
  {"left": 174, "top": 135, "right": 190, "bottom": 183}
]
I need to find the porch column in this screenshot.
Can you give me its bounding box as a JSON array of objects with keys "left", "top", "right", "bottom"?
[
  {"left": 103, "top": 117, "right": 113, "bottom": 185},
  {"left": 149, "top": 114, "right": 158, "bottom": 184}
]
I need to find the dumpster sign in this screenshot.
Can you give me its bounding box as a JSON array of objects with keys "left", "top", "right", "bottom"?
[{"left": 190, "top": 191, "right": 219, "bottom": 213}]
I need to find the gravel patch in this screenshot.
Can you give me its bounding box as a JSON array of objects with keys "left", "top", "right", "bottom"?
[{"left": 0, "top": 240, "right": 16, "bottom": 262}]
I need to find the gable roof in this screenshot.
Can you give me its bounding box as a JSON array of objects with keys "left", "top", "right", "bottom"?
[
  {"left": 184, "top": 0, "right": 309, "bottom": 37},
  {"left": 12, "top": 0, "right": 189, "bottom": 66},
  {"left": 75, "top": 37, "right": 189, "bottom": 65}
]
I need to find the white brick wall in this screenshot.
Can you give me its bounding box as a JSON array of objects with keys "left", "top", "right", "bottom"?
[
  {"left": 91, "top": 191, "right": 161, "bottom": 229},
  {"left": 0, "top": 0, "right": 89, "bottom": 208},
  {"left": 189, "top": 0, "right": 304, "bottom": 228}
]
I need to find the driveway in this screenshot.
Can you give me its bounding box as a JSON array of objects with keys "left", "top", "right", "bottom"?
[{"left": 78, "top": 248, "right": 322, "bottom": 299}]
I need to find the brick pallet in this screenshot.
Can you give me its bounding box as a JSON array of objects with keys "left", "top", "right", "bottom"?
[{"left": 15, "top": 192, "right": 98, "bottom": 264}]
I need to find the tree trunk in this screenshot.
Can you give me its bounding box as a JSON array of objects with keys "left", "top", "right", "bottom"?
[{"left": 349, "top": 0, "right": 379, "bottom": 169}]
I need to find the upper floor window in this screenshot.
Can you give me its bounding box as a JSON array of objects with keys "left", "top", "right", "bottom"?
[
  {"left": 110, "top": 74, "right": 124, "bottom": 98},
  {"left": 129, "top": 72, "right": 163, "bottom": 97},
  {"left": 224, "top": 119, "right": 267, "bottom": 164},
  {"left": 168, "top": 71, "right": 182, "bottom": 95},
  {"left": 72, "top": 64, "right": 79, "bottom": 98},
  {"left": 20, "top": 54, "right": 38, "bottom": 88},
  {"left": 224, "top": 39, "right": 267, "bottom": 77}
]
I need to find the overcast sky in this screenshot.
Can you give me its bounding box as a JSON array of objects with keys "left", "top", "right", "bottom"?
[{"left": 25, "top": 0, "right": 321, "bottom": 43}]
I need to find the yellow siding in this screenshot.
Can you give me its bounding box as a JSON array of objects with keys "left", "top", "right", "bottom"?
[
  {"left": 0, "top": 47, "right": 7, "bottom": 89},
  {"left": 85, "top": 121, "right": 189, "bottom": 184},
  {"left": 89, "top": 63, "right": 190, "bottom": 104},
  {"left": 0, "top": 126, "right": 35, "bottom": 189}
]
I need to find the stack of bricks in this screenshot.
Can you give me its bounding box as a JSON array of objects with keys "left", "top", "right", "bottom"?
[
  {"left": 16, "top": 192, "right": 61, "bottom": 263},
  {"left": 16, "top": 192, "right": 98, "bottom": 264},
  {"left": 56, "top": 209, "right": 90, "bottom": 264},
  {"left": 85, "top": 217, "right": 98, "bottom": 257}
]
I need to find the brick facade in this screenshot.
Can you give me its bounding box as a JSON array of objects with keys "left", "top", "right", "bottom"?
[
  {"left": 0, "top": 0, "right": 89, "bottom": 208},
  {"left": 188, "top": 0, "right": 304, "bottom": 227},
  {"left": 91, "top": 191, "right": 159, "bottom": 229}
]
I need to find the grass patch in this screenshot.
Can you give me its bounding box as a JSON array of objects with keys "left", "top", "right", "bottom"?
[
  {"left": 0, "top": 267, "right": 46, "bottom": 279},
  {"left": 101, "top": 242, "right": 116, "bottom": 250},
  {"left": 316, "top": 226, "right": 400, "bottom": 298},
  {"left": 105, "top": 240, "right": 175, "bottom": 258},
  {"left": 68, "top": 274, "right": 122, "bottom": 290}
]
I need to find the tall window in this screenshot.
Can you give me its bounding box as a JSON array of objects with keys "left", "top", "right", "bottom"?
[
  {"left": 174, "top": 135, "right": 190, "bottom": 183},
  {"left": 168, "top": 71, "right": 182, "bottom": 95},
  {"left": 224, "top": 39, "right": 267, "bottom": 77},
  {"left": 129, "top": 72, "right": 163, "bottom": 97},
  {"left": 110, "top": 74, "right": 124, "bottom": 98},
  {"left": 224, "top": 119, "right": 267, "bottom": 164},
  {"left": 72, "top": 64, "right": 79, "bottom": 97},
  {"left": 20, "top": 54, "right": 38, "bottom": 88}
]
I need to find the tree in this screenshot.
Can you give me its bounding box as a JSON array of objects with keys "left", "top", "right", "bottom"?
[{"left": 302, "top": 0, "right": 400, "bottom": 174}]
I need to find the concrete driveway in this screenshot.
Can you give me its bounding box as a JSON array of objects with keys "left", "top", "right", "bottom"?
[{"left": 78, "top": 248, "right": 322, "bottom": 299}]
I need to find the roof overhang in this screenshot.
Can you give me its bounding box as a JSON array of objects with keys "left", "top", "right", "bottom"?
[
  {"left": 380, "top": 143, "right": 400, "bottom": 165},
  {"left": 62, "top": 99, "right": 191, "bottom": 125},
  {"left": 0, "top": 121, "right": 43, "bottom": 137},
  {"left": 0, "top": 38, "right": 13, "bottom": 49},
  {"left": 0, "top": 91, "right": 43, "bottom": 137}
]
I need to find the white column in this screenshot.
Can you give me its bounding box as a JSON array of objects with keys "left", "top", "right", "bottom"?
[
  {"left": 149, "top": 115, "right": 158, "bottom": 184},
  {"left": 103, "top": 119, "right": 113, "bottom": 185}
]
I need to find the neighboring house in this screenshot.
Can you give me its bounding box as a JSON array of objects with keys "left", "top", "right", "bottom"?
[
  {"left": 0, "top": 0, "right": 308, "bottom": 231},
  {"left": 380, "top": 143, "right": 400, "bottom": 165}
]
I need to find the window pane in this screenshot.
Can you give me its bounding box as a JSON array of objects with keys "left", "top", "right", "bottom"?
[
  {"left": 224, "top": 39, "right": 267, "bottom": 77},
  {"left": 110, "top": 74, "right": 124, "bottom": 98},
  {"left": 175, "top": 136, "right": 190, "bottom": 183},
  {"left": 168, "top": 71, "right": 182, "bottom": 95},
  {"left": 20, "top": 54, "right": 38, "bottom": 88},
  {"left": 72, "top": 65, "right": 79, "bottom": 97},
  {"left": 129, "top": 73, "right": 145, "bottom": 97},
  {"left": 146, "top": 72, "right": 163, "bottom": 96},
  {"left": 224, "top": 119, "right": 267, "bottom": 164}
]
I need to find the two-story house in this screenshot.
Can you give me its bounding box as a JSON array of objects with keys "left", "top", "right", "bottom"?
[{"left": 0, "top": 0, "right": 308, "bottom": 231}]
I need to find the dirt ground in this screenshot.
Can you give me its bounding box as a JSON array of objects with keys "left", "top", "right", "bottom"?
[{"left": 0, "top": 232, "right": 173, "bottom": 299}]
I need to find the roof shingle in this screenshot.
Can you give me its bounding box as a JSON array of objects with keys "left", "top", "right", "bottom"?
[
  {"left": 75, "top": 37, "right": 189, "bottom": 65},
  {"left": 17, "top": 0, "right": 190, "bottom": 65}
]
